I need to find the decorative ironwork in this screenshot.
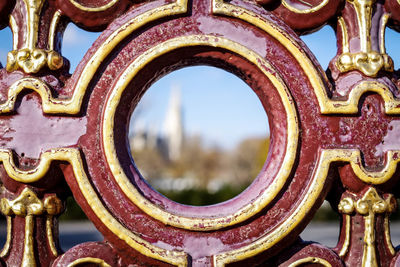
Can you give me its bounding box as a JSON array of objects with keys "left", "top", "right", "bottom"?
[{"left": 0, "top": 0, "right": 400, "bottom": 266}]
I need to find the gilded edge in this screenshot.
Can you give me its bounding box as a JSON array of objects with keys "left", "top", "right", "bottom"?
[
  {"left": 384, "top": 215, "right": 396, "bottom": 256},
  {"left": 7, "top": 0, "right": 64, "bottom": 73},
  {"left": 338, "top": 16, "right": 349, "bottom": 53},
  {"left": 2, "top": 0, "right": 397, "bottom": 115},
  {"left": 212, "top": 0, "right": 399, "bottom": 115},
  {"left": 0, "top": 0, "right": 188, "bottom": 114},
  {"left": 22, "top": 215, "right": 36, "bottom": 267},
  {"left": 0, "top": 216, "right": 11, "bottom": 257},
  {"left": 68, "top": 0, "right": 119, "bottom": 12},
  {"left": 281, "top": 0, "right": 329, "bottom": 14},
  {"left": 212, "top": 149, "right": 399, "bottom": 265},
  {"left": 48, "top": 10, "right": 62, "bottom": 51},
  {"left": 0, "top": 149, "right": 187, "bottom": 266},
  {"left": 339, "top": 214, "right": 351, "bottom": 257},
  {"left": 67, "top": 257, "right": 112, "bottom": 267},
  {"left": 288, "top": 257, "right": 332, "bottom": 267},
  {"left": 337, "top": 189, "right": 396, "bottom": 265},
  {"left": 0, "top": 189, "right": 63, "bottom": 266},
  {"left": 102, "top": 35, "right": 299, "bottom": 231},
  {"left": 379, "top": 13, "right": 390, "bottom": 55},
  {"left": 46, "top": 215, "right": 58, "bottom": 257},
  {"left": 9, "top": 15, "right": 18, "bottom": 51},
  {"left": 338, "top": 197, "right": 354, "bottom": 257}
]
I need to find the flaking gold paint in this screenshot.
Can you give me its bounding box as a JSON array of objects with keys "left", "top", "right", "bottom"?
[
  {"left": 102, "top": 35, "right": 299, "bottom": 231},
  {"left": 48, "top": 10, "right": 62, "bottom": 51},
  {"left": 213, "top": 149, "right": 331, "bottom": 265},
  {"left": 4, "top": 0, "right": 188, "bottom": 113},
  {"left": 384, "top": 215, "right": 396, "bottom": 256},
  {"left": 379, "top": 14, "right": 390, "bottom": 54},
  {"left": 211, "top": 0, "right": 389, "bottom": 116},
  {"left": 6, "top": 0, "right": 63, "bottom": 73},
  {"left": 213, "top": 148, "right": 399, "bottom": 265},
  {"left": 288, "top": 257, "right": 332, "bottom": 267},
  {"left": 336, "top": 188, "right": 396, "bottom": 266},
  {"left": 0, "top": 148, "right": 187, "bottom": 266},
  {"left": 67, "top": 257, "right": 112, "bottom": 267},
  {"left": 9, "top": 15, "right": 18, "bottom": 51},
  {"left": 335, "top": 0, "right": 393, "bottom": 76},
  {"left": 338, "top": 16, "right": 349, "bottom": 53},
  {"left": 318, "top": 81, "right": 400, "bottom": 115},
  {"left": 0, "top": 188, "right": 44, "bottom": 267},
  {"left": 0, "top": 216, "right": 12, "bottom": 258},
  {"left": 0, "top": 78, "right": 80, "bottom": 115},
  {"left": 338, "top": 214, "right": 351, "bottom": 257},
  {"left": 338, "top": 198, "right": 354, "bottom": 257},
  {"left": 281, "top": 0, "right": 329, "bottom": 13},
  {"left": 22, "top": 215, "right": 36, "bottom": 267},
  {"left": 46, "top": 215, "right": 58, "bottom": 257},
  {"left": 356, "top": 188, "right": 387, "bottom": 267},
  {"left": 68, "top": 0, "right": 118, "bottom": 12}
]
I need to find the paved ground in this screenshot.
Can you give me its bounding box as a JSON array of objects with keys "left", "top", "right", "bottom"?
[{"left": 1, "top": 221, "right": 400, "bottom": 251}]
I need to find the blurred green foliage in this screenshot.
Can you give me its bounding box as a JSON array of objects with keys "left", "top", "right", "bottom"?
[
  {"left": 59, "top": 197, "right": 89, "bottom": 221},
  {"left": 159, "top": 184, "right": 249, "bottom": 206}
]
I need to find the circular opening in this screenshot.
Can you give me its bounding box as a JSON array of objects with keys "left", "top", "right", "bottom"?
[
  {"left": 105, "top": 41, "right": 295, "bottom": 225},
  {"left": 129, "top": 66, "right": 269, "bottom": 206}
]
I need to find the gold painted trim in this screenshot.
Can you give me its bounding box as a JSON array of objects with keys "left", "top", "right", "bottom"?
[
  {"left": 69, "top": 0, "right": 188, "bottom": 114},
  {"left": 67, "top": 257, "right": 111, "bottom": 267},
  {"left": 315, "top": 81, "right": 400, "bottom": 115},
  {"left": 0, "top": 156, "right": 187, "bottom": 267},
  {"left": 384, "top": 215, "right": 396, "bottom": 256},
  {"left": 336, "top": 51, "right": 393, "bottom": 77},
  {"left": 281, "top": 0, "right": 329, "bottom": 14},
  {"left": 380, "top": 13, "right": 390, "bottom": 54},
  {"left": 211, "top": 0, "right": 397, "bottom": 114},
  {"left": 332, "top": 149, "right": 400, "bottom": 184},
  {"left": 69, "top": 148, "right": 188, "bottom": 266},
  {"left": 68, "top": 0, "right": 118, "bottom": 12},
  {"left": 338, "top": 16, "right": 349, "bottom": 54},
  {"left": 102, "top": 35, "right": 298, "bottom": 231},
  {"left": 0, "top": 78, "right": 81, "bottom": 114},
  {"left": 9, "top": 15, "right": 18, "bottom": 51},
  {"left": 48, "top": 10, "right": 62, "bottom": 51},
  {"left": 314, "top": 149, "right": 400, "bottom": 185},
  {"left": 211, "top": 0, "right": 332, "bottom": 113},
  {"left": 6, "top": 0, "right": 64, "bottom": 73},
  {"left": 46, "top": 215, "right": 58, "bottom": 257},
  {"left": 335, "top": 0, "right": 393, "bottom": 76},
  {"left": 22, "top": 0, "right": 45, "bottom": 50},
  {"left": 0, "top": 149, "right": 187, "bottom": 264},
  {"left": 0, "top": 148, "right": 187, "bottom": 266},
  {"left": 22, "top": 215, "right": 36, "bottom": 267},
  {"left": 338, "top": 214, "right": 351, "bottom": 257},
  {"left": 0, "top": 149, "right": 71, "bottom": 183},
  {"left": 213, "top": 149, "right": 331, "bottom": 265},
  {"left": 288, "top": 257, "right": 332, "bottom": 267},
  {"left": 357, "top": 188, "right": 383, "bottom": 267},
  {"left": 213, "top": 148, "right": 399, "bottom": 265},
  {"left": 348, "top": 0, "right": 375, "bottom": 53},
  {"left": 0, "top": 216, "right": 12, "bottom": 257},
  {"left": 2, "top": 0, "right": 188, "bottom": 114}
]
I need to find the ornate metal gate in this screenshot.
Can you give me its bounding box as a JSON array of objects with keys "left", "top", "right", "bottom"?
[{"left": 0, "top": 0, "right": 400, "bottom": 266}]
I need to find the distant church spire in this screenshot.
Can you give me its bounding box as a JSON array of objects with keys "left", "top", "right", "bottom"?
[{"left": 163, "top": 85, "right": 184, "bottom": 161}]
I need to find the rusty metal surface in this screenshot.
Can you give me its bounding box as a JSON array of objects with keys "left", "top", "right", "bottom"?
[{"left": 0, "top": 0, "right": 400, "bottom": 266}]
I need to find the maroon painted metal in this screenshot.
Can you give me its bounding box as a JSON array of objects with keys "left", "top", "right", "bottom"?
[{"left": 0, "top": 0, "right": 399, "bottom": 266}]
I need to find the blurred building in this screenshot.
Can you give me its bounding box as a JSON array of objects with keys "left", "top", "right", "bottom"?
[{"left": 130, "top": 86, "right": 184, "bottom": 162}]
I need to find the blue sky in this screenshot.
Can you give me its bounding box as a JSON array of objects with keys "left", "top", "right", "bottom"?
[{"left": 1, "top": 24, "right": 400, "bottom": 149}]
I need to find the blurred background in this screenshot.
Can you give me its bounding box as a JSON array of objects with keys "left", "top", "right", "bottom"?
[{"left": 1, "top": 22, "right": 400, "bottom": 250}]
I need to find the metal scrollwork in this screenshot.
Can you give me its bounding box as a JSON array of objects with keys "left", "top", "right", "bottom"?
[{"left": 0, "top": 0, "right": 400, "bottom": 266}]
